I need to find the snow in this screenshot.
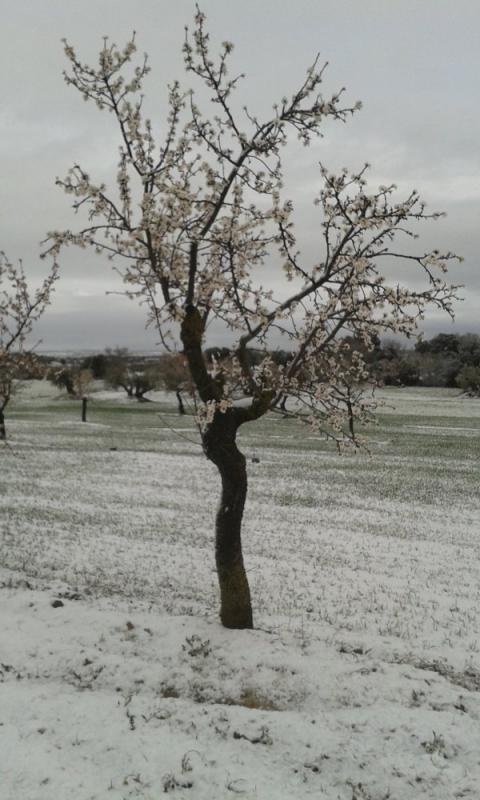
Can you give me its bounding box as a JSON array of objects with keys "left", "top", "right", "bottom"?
[
  {"left": 2, "top": 573, "right": 479, "bottom": 800},
  {"left": 1, "top": 385, "right": 480, "bottom": 799}
]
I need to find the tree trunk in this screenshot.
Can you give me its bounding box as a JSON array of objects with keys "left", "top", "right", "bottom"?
[
  {"left": 0, "top": 408, "right": 6, "bottom": 440},
  {"left": 64, "top": 375, "right": 75, "bottom": 396},
  {"left": 81, "top": 397, "right": 88, "bottom": 422},
  {"left": 135, "top": 388, "right": 152, "bottom": 402},
  {"left": 203, "top": 411, "right": 253, "bottom": 629},
  {"left": 176, "top": 389, "right": 186, "bottom": 415},
  {"left": 180, "top": 305, "right": 253, "bottom": 629}
]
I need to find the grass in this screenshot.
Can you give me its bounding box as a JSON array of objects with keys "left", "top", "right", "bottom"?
[
  {"left": 2, "top": 382, "right": 480, "bottom": 799},
  {"left": 2, "top": 382, "right": 479, "bottom": 646}
]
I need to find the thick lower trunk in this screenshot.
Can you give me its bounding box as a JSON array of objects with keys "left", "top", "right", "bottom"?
[
  {"left": 175, "top": 389, "right": 186, "bottom": 415},
  {"left": 81, "top": 397, "right": 88, "bottom": 422},
  {"left": 204, "top": 413, "right": 253, "bottom": 629},
  {"left": 0, "top": 408, "right": 5, "bottom": 440},
  {"left": 135, "top": 391, "right": 151, "bottom": 402}
]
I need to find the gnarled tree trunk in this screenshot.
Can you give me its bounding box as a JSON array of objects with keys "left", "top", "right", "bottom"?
[
  {"left": 181, "top": 305, "right": 255, "bottom": 629},
  {"left": 203, "top": 410, "right": 253, "bottom": 629}
]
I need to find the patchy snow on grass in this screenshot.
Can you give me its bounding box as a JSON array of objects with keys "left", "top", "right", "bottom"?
[{"left": 1, "top": 386, "right": 479, "bottom": 799}]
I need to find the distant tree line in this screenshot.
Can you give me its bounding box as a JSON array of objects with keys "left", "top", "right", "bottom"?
[
  {"left": 37, "top": 333, "right": 480, "bottom": 411},
  {"left": 367, "top": 332, "right": 480, "bottom": 394},
  {"left": 41, "top": 348, "right": 192, "bottom": 413}
]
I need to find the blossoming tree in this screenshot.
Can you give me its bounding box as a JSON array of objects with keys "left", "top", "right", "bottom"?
[
  {"left": 46, "top": 10, "right": 459, "bottom": 628},
  {"left": 0, "top": 251, "right": 58, "bottom": 440}
]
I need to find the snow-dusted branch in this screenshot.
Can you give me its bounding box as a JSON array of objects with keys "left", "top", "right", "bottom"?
[{"left": 0, "top": 252, "right": 58, "bottom": 436}]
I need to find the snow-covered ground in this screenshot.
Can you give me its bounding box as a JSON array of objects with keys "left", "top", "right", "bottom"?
[{"left": 1, "top": 383, "right": 479, "bottom": 799}]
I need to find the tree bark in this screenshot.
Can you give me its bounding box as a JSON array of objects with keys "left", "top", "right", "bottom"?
[
  {"left": 0, "top": 408, "right": 6, "bottom": 440},
  {"left": 203, "top": 410, "right": 253, "bottom": 629},
  {"left": 81, "top": 397, "right": 88, "bottom": 422},
  {"left": 176, "top": 389, "right": 186, "bottom": 415},
  {"left": 181, "top": 305, "right": 253, "bottom": 629}
]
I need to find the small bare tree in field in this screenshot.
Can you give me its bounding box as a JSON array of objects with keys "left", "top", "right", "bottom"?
[
  {"left": 0, "top": 252, "right": 58, "bottom": 440},
  {"left": 157, "top": 353, "right": 191, "bottom": 414},
  {"left": 104, "top": 347, "right": 159, "bottom": 400},
  {"left": 46, "top": 9, "right": 459, "bottom": 628}
]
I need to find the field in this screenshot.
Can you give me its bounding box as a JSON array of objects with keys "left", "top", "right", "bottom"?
[{"left": 1, "top": 382, "right": 480, "bottom": 799}]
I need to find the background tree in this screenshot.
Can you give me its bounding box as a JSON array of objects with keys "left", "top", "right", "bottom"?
[
  {"left": 75, "top": 368, "right": 94, "bottom": 422},
  {"left": 81, "top": 352, "right": 108, "bottom": 379},
  {"left": 48, "top": 362, "right": 77, "bottom": 396},
  {"left": 48, "top": 361, "right": 94, "bottom": 420},
  {"left": 47, "top": 10, "right": 459, "bottom": 629},
  {"left": 105, "top": 347, "right": 158, "bottom": 400},
  {"left": 456, "top": 365, "right": 480, "bottom": 396},
  {"left": 414, "top": 332, "right": 480, "bottom": 387},
  {"left": 0, "top": 251, "right": 57, "bottom": 440},
  {"left": 157, "top": 352, "right": 191, "bottom": 414},
  {"left": 458, "top": 333, "right": 480, "bottom": 368},
  {"left": 415, "top": 332, "right": 459, "bottom": 356},
  {"left": 48, "top": 362, "right": 92, "bottom": 395}
]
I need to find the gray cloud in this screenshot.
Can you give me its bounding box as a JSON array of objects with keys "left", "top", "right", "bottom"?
[{"left": 2, "top": 0, "right": 478, "bottom": 351}]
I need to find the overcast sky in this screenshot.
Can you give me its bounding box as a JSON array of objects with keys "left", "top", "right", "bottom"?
[{"left": 1, "top": 0, "right": 478, "bottom": 352}]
